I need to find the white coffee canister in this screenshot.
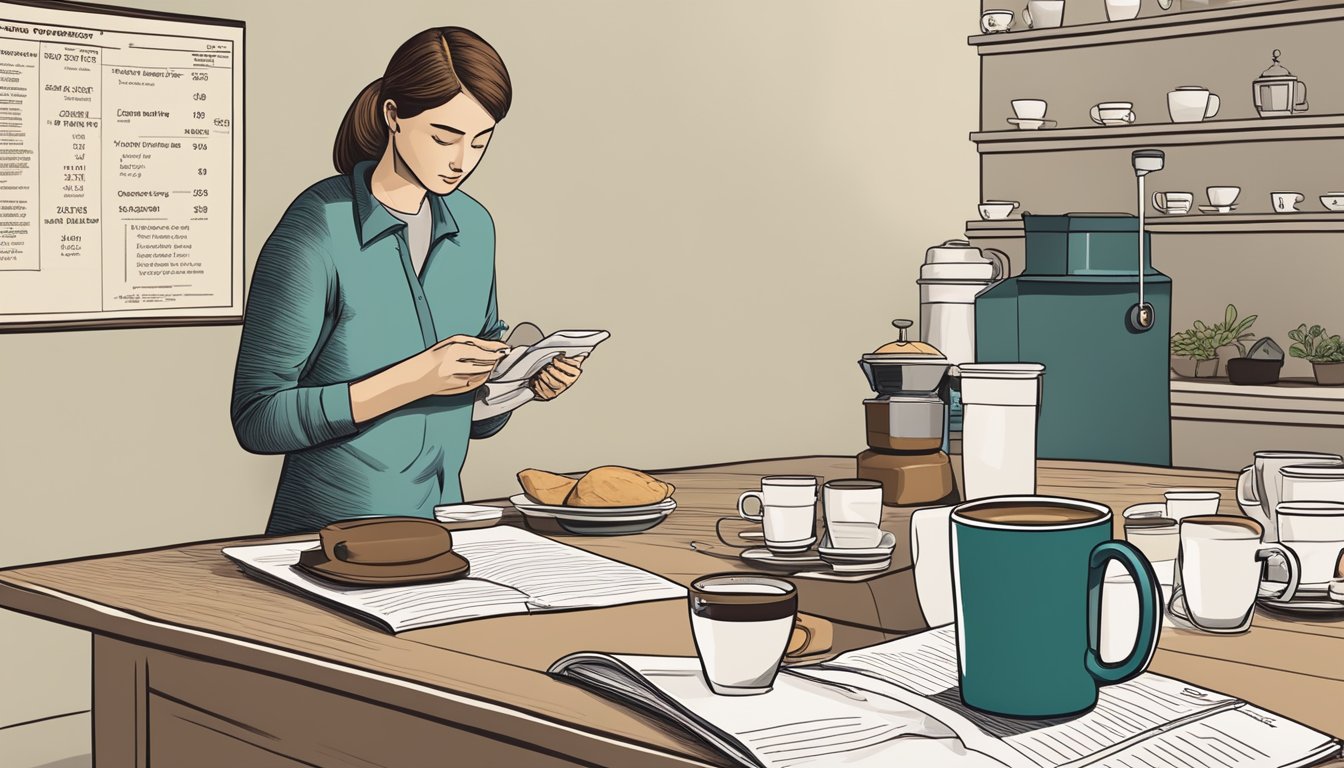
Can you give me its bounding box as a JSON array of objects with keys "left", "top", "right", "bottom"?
[
  {"left": 958, "top": 363, "right": 1045, "bottom": 500},
  {"left": 918, "top": 241, "right": 1008, "bottom": 368}
]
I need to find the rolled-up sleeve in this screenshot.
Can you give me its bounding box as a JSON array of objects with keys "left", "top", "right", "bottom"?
[{"left": 231, "top": 202, "right": 358, "bottom": 454}]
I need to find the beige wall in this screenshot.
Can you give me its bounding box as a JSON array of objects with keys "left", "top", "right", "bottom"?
[{"left": 0, "top": 0, "right": 978, "bottom": 743}]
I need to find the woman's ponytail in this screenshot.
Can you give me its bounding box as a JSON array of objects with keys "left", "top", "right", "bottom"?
[{"left": 332, "top": 78, "right": 387, "bottom": 176}]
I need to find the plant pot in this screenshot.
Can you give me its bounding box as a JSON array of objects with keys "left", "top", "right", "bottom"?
[
  {"left": 1226, "top": 357, "right": 1282, "bottom": 385},
  {"left": 1215, "top": 344, "right": 1242, "bottom": 377},
  {"left": 1312, "top": 361, "right": 1344, "bottom": 386},
  {"left": 1170, "top": 356, "right": 1198, "bottom": 378}
]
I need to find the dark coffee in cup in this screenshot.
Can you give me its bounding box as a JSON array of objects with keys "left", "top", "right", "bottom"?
[{"left": 689, "top": 574, "right": 797, "bottom": 696}]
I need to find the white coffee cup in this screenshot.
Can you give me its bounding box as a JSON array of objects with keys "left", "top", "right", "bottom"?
[
  {"left": 1164, "top": 489, "right": 1221, "bottom": 520},
  {"left": 1152, "top": 191, "right": 1193, "bottom": 214},
  {"left": 689, "top": 574, "right": 797, "bottom": 696},
  {"left": 978, "top": 200, "right": 1020, "bottom": 220},
  {"left": 1238, "top": 451, "right": 1343, "bottom": 541},
  {"left": 1272, "top": 191, "right": 1305, "bottom": 212},
  {"left": 823, "top": 478, "right": 884, "bottom": 549},
  {"left": 1170, "top": 516, "right": 1299, "bottom": 633},
  {"left": 981, "top": 9, "right": 1015, "bottom": 33},
  {"left": 1105, "top": 0, "right": 1141, "bottom": 20},
  {"left": 1023, "top": 0, "right": 1065, "bottom": 28},
  {"left": 958, "top": 363, "right": 1045, "bottom": 500},
  {"left": 1206, "top": 186, "right": 1241, "bottom": 207},
  {"left": 761, "top": 504, "right": 816, "bottom": 552},
  {"left": 1275, "top": 502, "right": 1344, "bottom": 587},
  {"left": 1281, "top": 463, "right": 1344, "bottom": 504},
  {"left": 1090, "top": 101, "right": 1136, "bottom": 125},
  {"left": 1011, "top": 99, "right": 1048, "bottom": 120},
  {"left": 910, "top": 504, "right": 956, "bottom": 627},
  {"left": 737, "top": 475, "right": 816, "bottom": 522},
  {"left": 1167, "top": 86, "right": 1220, "bottom": 123}
]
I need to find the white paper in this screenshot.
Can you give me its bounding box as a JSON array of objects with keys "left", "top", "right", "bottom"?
[
  {"left": 472, "top": 329, "right": 610, "bottom": 421},
  {"left": 222, "top": 526, "right": 684, "bottom": 633}
]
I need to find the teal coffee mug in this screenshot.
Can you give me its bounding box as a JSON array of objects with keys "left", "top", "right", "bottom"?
[{"left": 951, "top": 496, "right": 1160, "bottom": 718}]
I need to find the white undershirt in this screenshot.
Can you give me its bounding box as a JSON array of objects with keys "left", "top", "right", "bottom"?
[{"left": 383, "top": 198, "right": 432, "bottom": 277}]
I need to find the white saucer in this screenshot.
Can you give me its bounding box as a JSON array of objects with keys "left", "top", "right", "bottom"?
[
  {"left": 1122, "top": 502, "right": 1167, "bottom": 519},
  {"left": 760, "top": 536, "right": 817, "bottom": 555},
  {"left": 433, "top": 504, "right": 504, "bottom": 530},
  {"left": 1096, "top": 119, "right": 1133, "bottom": 127},
  {"left": 1197, "top": 205, "right": 1238, "bottom": 214},
  {"left": 818, "top": 531, "right": 896, "bottom": 573},
  {"left": 1258, "top": 586, "right": 1344, "bottom": 618},
  {"left": 1006, "top": 117, "right": 1057, "bottom": 130},
  {"left": 740, "top": 547, "right": 827, "bottom": 570},
  {"left": 1155, "top": 208, "right": 1191, "bottom": 215}
]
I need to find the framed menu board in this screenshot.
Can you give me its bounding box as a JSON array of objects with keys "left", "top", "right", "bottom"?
[{"left": 0, "top": 0, "right": 243, "bottom": 332}]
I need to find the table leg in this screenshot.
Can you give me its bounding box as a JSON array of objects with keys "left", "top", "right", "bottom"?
[{"left": 92, "top": 635, "right": 148, "bottom": 768}]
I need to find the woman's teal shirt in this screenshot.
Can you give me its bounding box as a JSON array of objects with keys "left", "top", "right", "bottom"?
[{"left": 231, "top": 160, "right": 511, "bottom": 535}]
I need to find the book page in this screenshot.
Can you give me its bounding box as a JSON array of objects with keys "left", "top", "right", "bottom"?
[
  {"left": 555, "top": 653, "right": 1008, "bottom": 768},
  {"left": 451, "top": 526, "right": 686, "bottom": 609},
  {"left": 1094, "top": 706, "right": 1342, "bottom": 768},
  {"left": 223, "top": 541, "right": 531, "bottom": 632}
]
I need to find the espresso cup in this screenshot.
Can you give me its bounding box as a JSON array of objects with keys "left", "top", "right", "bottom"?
[
  {"left": 1163, "top": 489, "right": 1221, "bottom": 520},
  {"left": 1276, "top": 502, "right": 1344, "bottom": 587},
  {"left": 1105, "top": 0, "right": 1140, "bottom": 20},
  {"left": 1272, "top": 191, "right": 1305, "bottom": 212},
  {"left": 1206, "top": 185, "right": 1241, "bottom": 207},
  {"left": 978, "top": 200, "right": 1020, "bottom": 220},
  {"left": 1169, "top": 516, "right": 1299, "bottom": 633},
  {"left": 762, "top": 504, "right": 816, "bottom": 553},
  {"left": 980, "top": 9, "right": 1015, "bottom": 33},
  {"left": 737, "top": 475, "right": 816, "bottom": 523},
  {"left": 823, "top": 478, "right": 883, "bottom": 549},
  {"left": 689, "top": 574, "right": 797, "bottom": 696},
  {"left": 1167, "top": 86, "right": 1220, "bottom": 123},
  {"left": 1023, "top": 0, "right": 1065, "bottom": 28},
  {"left": 1238, "top": 451, "right": 1343, "bottom": 541},
  {"left": 1011, "top": 99, "right": 1047, "bottom": 120},
  {"left": 952, "top": 496, "right": 1160, "bottom": 718},
  {"left": 1152, "top": 191, "right": 1193, "bottom": 214},
  {"left": 1090, "top": 102, "right": 1136, "bottom": 125}
]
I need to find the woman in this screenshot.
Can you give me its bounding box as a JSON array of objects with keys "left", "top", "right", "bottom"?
[{"left": 232, "top": 27, "right": 584, "bottom": 536}]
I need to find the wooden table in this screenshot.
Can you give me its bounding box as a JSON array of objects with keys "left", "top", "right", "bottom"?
[{"left": 1, "top": 457, "right": 1341, "bottom": 767}]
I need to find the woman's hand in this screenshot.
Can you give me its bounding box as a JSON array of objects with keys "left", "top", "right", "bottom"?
[
  {"left": 350, "top": 335, "right": 508, "bottom": 424},
  {"left": 530, "top": 353, "right": 586, "bottom": 401}
]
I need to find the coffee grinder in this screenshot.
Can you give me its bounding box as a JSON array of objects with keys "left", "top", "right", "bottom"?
[{"left": 856, "top": 319, "right": 959, "bottom": 506}]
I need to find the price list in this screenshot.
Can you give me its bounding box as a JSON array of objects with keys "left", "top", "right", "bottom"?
[{"left": 0, "top": 3, "right": 243, "bottom": 328}]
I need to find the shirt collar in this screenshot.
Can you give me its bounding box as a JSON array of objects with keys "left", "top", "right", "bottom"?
[{"left": 351, "top": 159, "right": 460, "bottom": 248}]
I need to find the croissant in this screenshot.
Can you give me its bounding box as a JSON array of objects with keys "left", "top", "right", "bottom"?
[
  {"left": 565, "top": 465, "right": 675, "bottom": 508},
  {"left": 517, "top": 469, "right": 579, "bottom": 506}
]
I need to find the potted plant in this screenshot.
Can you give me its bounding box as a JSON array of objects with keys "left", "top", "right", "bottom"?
[
  {"left": 1289, "top": 324, "right": 1344, "bottom": 385},
  {"left": 1170, "top": 325, "right": 1217, "bottom": 378},
  {"left": 1211, "top": 304, "right": 1257, "bottom": 377}
]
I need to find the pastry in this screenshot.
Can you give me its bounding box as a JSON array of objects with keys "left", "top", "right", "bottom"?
[
  {"left": 565, "top": 465, "right": 675, "bottom": 508},
  {"left": 517, "top": 469, "right": 579, "bottom": 506}
]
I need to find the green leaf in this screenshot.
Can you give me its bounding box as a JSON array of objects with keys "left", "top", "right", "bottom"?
[
  {"left": 1225, "top": 304, "right": 1236, "bottom": 328},
  {"left": 1291, "top": 347, "right": 1308, "bottom": 358}
]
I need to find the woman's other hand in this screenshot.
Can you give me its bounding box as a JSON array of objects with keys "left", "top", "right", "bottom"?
[
  {"left": 421, "top": 335, "right": 510, "bottom": 396},
  {"left": 530, "top": 353, "right": 586, "bottom": 401}
]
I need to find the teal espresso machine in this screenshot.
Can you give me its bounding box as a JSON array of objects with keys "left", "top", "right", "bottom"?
[{"left": 974, "top": 150, "right": 1172, "bottom": 466}]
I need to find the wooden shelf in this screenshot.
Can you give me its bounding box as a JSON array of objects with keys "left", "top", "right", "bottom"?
[
  {"left": 972, "top": 115, "right": 1344, "bottom": 153},
  {"left": 966, "top": 213, "right": 1344, "bottom": 236},
  {"left": 1172, "top": 377, "right": 1344, "bottom": 425},
  {"left": 969, "top": 0, "right": 1344, "bottom": 54}
]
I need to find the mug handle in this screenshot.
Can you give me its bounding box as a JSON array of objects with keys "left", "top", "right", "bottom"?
[
  {"left": 738, "top": 490, "right": 764, "bottom": 522},
  {"left": 1205, "top": 93, "right": 1221, "bottom": 119},
  {"left": 1089, "top": 105, "right": 1103, "bottom": 125},
  {"left": 1023, "top": 6, "right": 1033, "bottom": 27},
  {"left": 1294, "top": 193, "right": 1306, "bottom": 204},
  {"left": 1122, "top": 110, "right": 1137, "bottom": 124},
  {"left": 1085, "top": 541, "right": 1161, "bottom": 685},
  {"left": 1295, "top": 81, "right": 1309, "bottom": 111},
  {"left": 1152, "top": 191, "right": 1166, "bottom": 211},
  {"left": 1236, "top": 465, "right": 1259, "bottom": 511},
  {"left": 1258, "top": 544, "right": 1300, "bottom": 603}
]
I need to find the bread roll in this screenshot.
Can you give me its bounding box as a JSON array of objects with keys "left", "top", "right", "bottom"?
[
  {"left": 517, "top": 469, "right": 579, "bottom": 506},
  {"left": 565, "top": 466, "right": 675, "bottom": 507}
]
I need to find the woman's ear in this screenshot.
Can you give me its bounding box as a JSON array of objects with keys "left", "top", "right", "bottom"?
[{"left": 383, "top": 99, "right": 401, "bottom": 134}]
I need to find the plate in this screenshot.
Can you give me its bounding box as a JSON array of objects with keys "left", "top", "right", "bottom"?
[
  {"left": 818, "top": 531, "right": 896, "bottom": 573},
  {"left": 1258, "top": 589, "right": 1344, "bottom": 618},
  {"left": 740, "top": 547, "right": 828, "bottom": 570},
  {"left": 509, "top": 493, "right": 675, "bottom": 516},
  {"left": 514, "top": 498, "right": 675, "bottom": 536},
  {"left": 1122, "top": 502, "right": 1167, "bottom": 519},
  {"left": 1007, "top": 118, "right": 1057, "bottom": 130},
  {"left": 1197, "top": 205, "right": 1238, "bottom": 214}
]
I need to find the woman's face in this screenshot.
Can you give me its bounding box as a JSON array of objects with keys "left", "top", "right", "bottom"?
[{"left": 384, "top": 91, "right": 495, "bottom": 195}]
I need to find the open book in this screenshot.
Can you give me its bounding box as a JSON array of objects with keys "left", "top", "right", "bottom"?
[
  {"left": 223, "top": 526, "right": 684, "bottom": 633},
  {"left": 551, "top": 625, "right": 1340, "bottom": 768},
  {"left": 472, "top": 328, "right": 611, "bottom": 421}
]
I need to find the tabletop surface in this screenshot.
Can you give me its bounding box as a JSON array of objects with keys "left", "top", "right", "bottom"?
[{"left": 1, "top": 456, "right": 1341, "bottom": 766}]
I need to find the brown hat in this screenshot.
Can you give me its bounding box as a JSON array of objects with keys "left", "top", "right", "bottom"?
[{"left": 295, "top": 517, "right": 470, "bottom": 587}]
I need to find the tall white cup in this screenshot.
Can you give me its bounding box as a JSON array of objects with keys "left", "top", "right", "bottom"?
[
  {"left": 958, "top": 363, "right": 1045, "bottom": 500},
  {"left": 822, "top": 479, "right": 884, "bottom": 549},
  {"left": 1237, "top": 451, "right": 1343, "bottom": 541}
]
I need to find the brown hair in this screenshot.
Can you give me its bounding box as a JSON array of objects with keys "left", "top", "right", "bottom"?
[{"left": 333, "top": 27, "right": 512, "bottom": 175}]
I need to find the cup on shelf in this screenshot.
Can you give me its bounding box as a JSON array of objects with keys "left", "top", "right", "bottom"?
[
  {"left": 1011, "top": 99, "right": 1048, "bottom": 120},
  {"left": 1022, "top": 0, "right": 1065, "bottom": 29},
  {"left": 1090, "top": 101, "right": 1136, "bottom": 126},
  {"left": 1272, "top": 192, "right": 1305, "bottom": 212},
  {"left": 978, "top": 200, "right": 1020, "bottom": 220},
  {"left": 1105, "top": 0, "right": 1141, "bottom": 21},
  {"left": 1167, "top": 86, "right": 1220, "bottom": 123},
  {"left": 1152, "top": 191, "right": 1193, "bottom": 215},
  {"left": 1206, "top": 185, "right": 1241, "bottom": 208},
  {"left": 1322, "top": 193, "right": 1344, "bottom": 212},
  {"left": 981, "top": 9, "right": 1015, "bottom": 33}
]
